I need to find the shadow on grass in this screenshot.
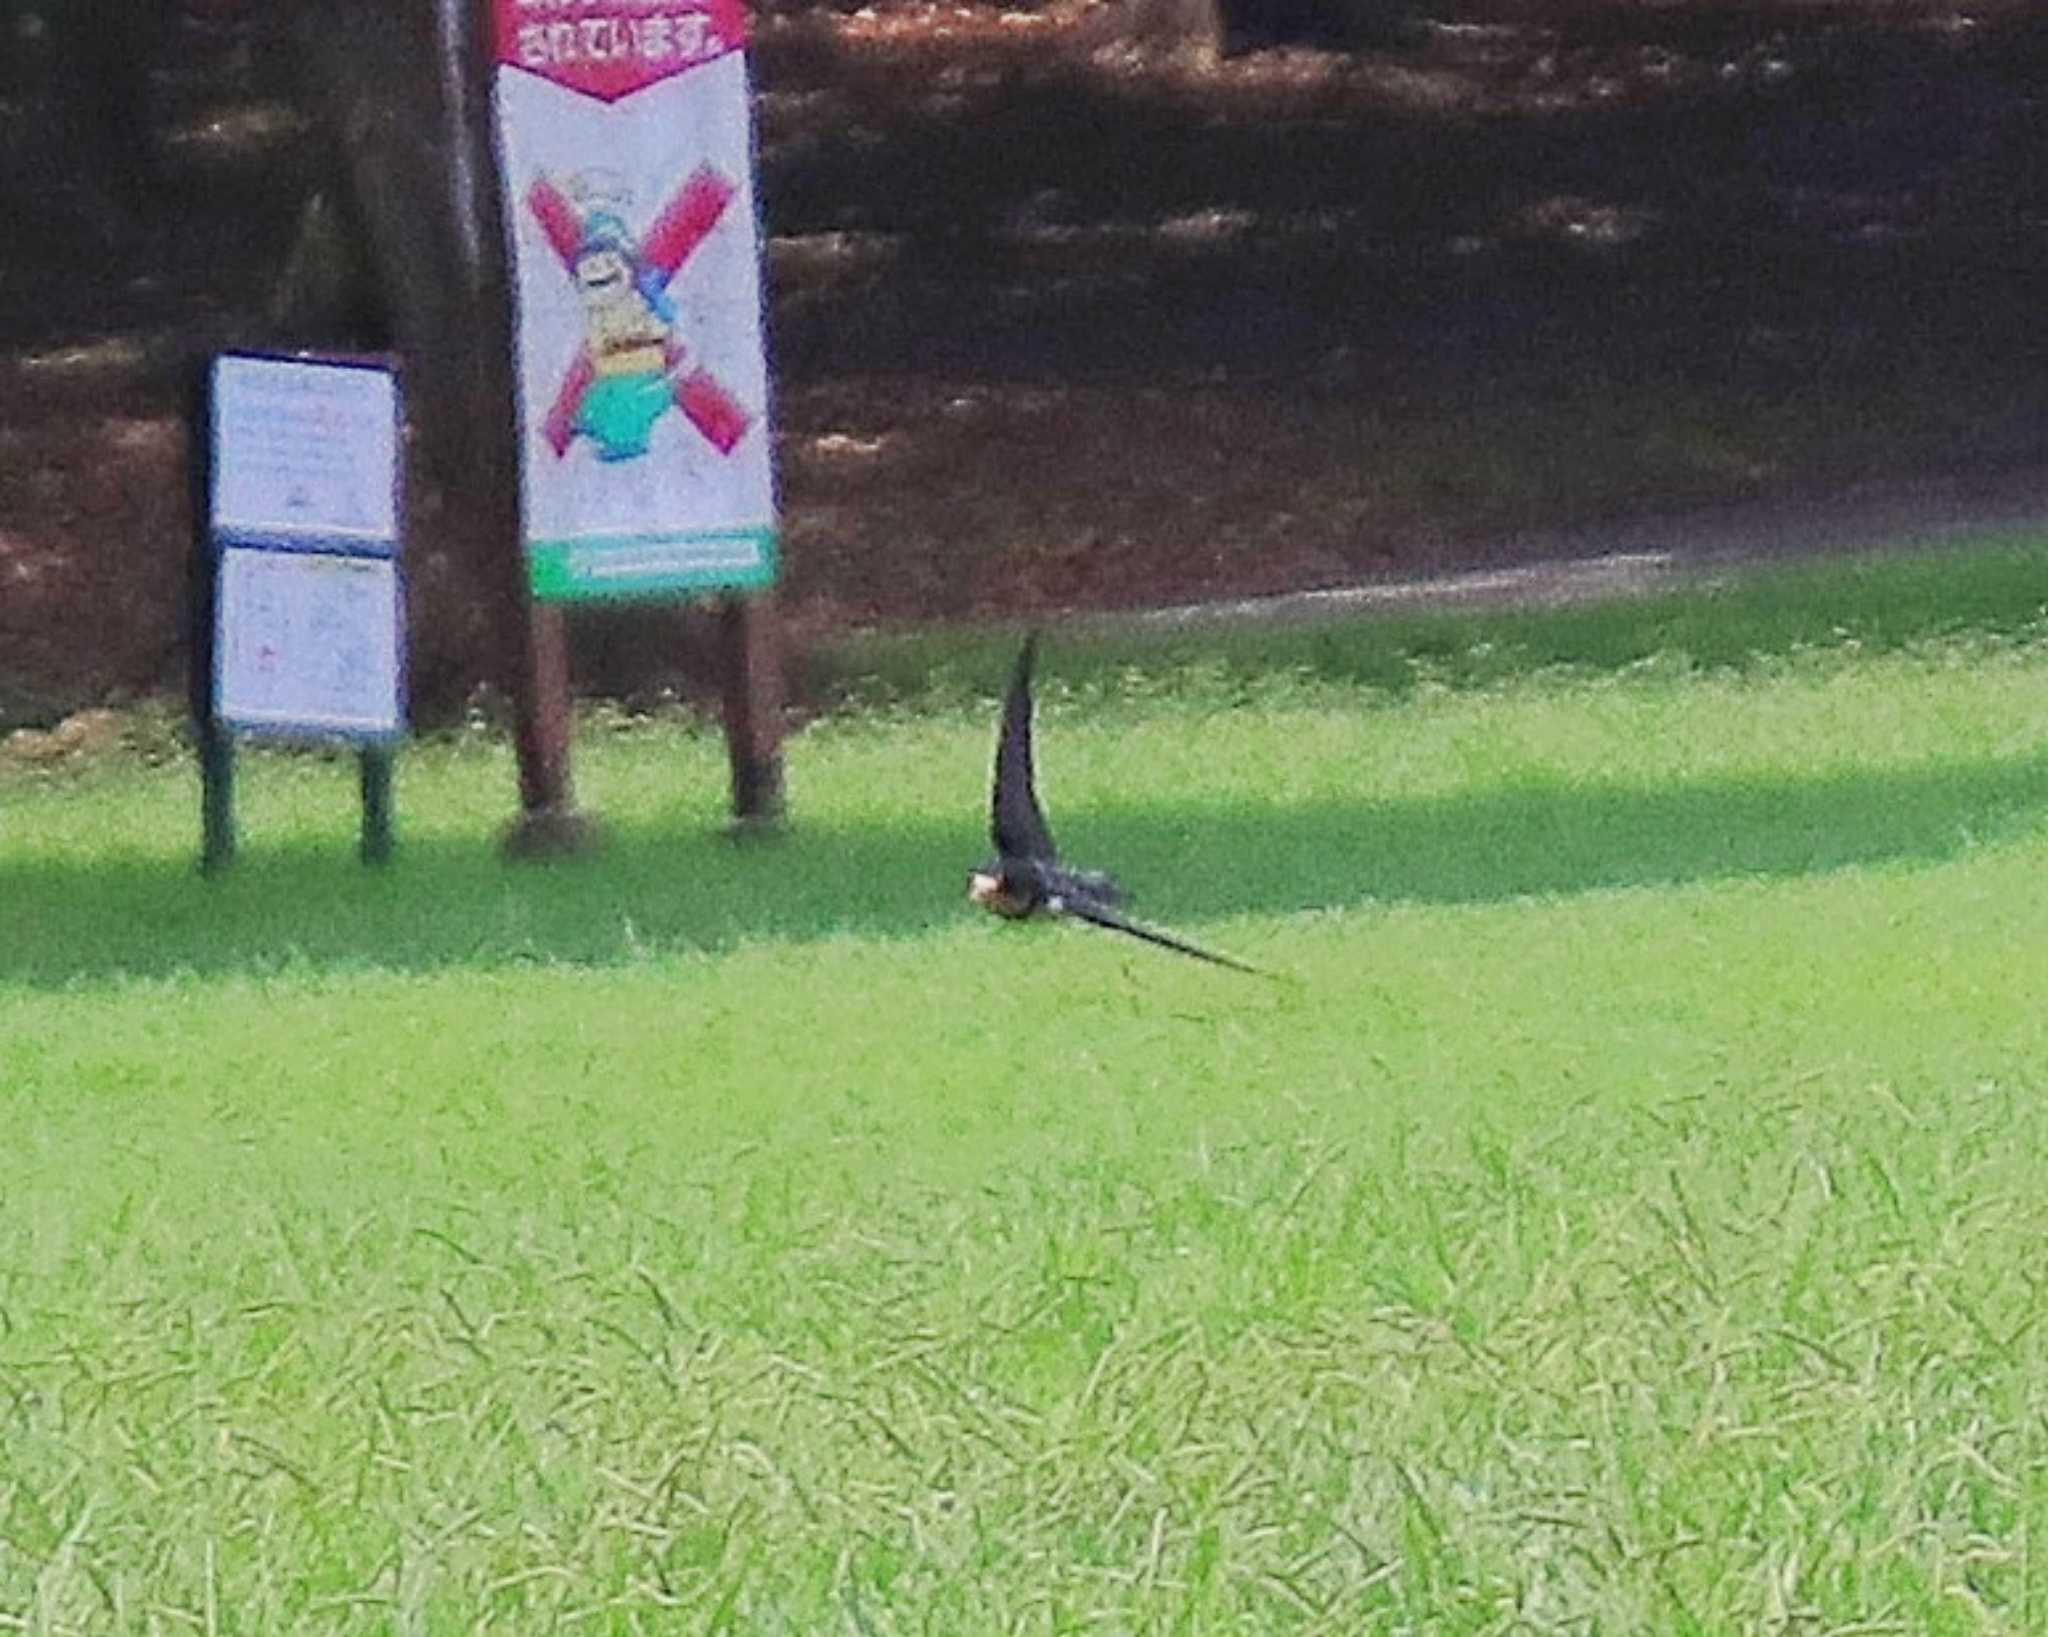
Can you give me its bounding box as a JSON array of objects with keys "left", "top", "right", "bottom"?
[{"left": 6, "top": 749, "right": 2045, "bottom": 990}]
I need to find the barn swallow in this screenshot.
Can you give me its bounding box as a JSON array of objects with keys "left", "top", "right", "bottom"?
[{"left": 967, "top": 634, "right": 1261, "bottom": 973}]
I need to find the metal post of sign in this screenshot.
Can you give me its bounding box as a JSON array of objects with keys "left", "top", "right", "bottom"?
[
  {"left": 188, "top": 365, "right": 237, "bottom": 875},
  {"left": 199, "top": 727, "right": 237, "bottom": 874},
  {"left": 359, "top": 747, "right": 396, "bottom": 864}
]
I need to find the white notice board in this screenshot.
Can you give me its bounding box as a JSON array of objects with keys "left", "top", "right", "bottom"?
[
  {"left": 212, "top": 353, "right": 399, "bottom": 542},
  {"left": 208, "top": 352, "right": 404, "bottom": 741},
  {"left": 215, "top": 547, "right": 403, "bottom": 738}
]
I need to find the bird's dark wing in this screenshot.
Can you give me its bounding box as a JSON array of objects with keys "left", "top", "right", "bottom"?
[
  {"left": 1058, "top": 895, "right": 1262, "bottom": 974},
  {"left": 992, "top": 632, "right": 1059, "bottom": 863}
]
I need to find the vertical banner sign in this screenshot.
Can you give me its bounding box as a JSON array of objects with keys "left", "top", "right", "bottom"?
[{"left": 492, "top": 0, "right": 777, "bottom": 601}]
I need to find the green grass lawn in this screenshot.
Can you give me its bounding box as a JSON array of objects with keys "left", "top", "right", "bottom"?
[{"left": 7, "top": 558, "right": 2048, "bottom": 1631}]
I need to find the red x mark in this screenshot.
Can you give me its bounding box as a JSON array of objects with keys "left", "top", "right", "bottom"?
[{"left": 528, "top": 166, "right": 755, "bottom": 459}]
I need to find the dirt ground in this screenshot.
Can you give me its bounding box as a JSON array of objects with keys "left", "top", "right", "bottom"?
[{"left": 0, "top": 0, "right": 2041, "bottom": 725}]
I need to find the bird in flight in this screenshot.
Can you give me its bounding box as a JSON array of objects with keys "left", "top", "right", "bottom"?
[{"left": 967, "top": 633, "right": 1261, "bottom": 973}]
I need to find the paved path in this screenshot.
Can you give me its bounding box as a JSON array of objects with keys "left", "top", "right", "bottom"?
[{"left": 1116, "top": 464, "right": 2048, "bottom": 632}]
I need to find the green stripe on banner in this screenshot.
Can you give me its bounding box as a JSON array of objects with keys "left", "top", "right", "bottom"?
[{"left": 529, "top": 529, "right": 778, "bottom": 601}]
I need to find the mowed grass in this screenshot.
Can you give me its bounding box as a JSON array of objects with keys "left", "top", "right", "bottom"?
[{"left": 8, "top": 580, "right": 2048, "bottom": 1630}]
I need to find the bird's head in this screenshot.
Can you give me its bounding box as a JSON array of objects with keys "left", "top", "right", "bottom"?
[
  {"left": 969, "top": 866, "right": 1039, "bottom": 918},
  {"left": 967, "top": 869, "right": 1004, "bottom": 908}
]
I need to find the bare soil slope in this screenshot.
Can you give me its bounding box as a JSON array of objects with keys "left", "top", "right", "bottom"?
[{"left": 0, "top": 0, "right": 2040, "bottom": 722}]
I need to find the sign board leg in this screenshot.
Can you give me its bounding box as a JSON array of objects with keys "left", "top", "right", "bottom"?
[
  {"left": 199, "top": 722, "right": 236, "bottom": 874},
  {"left": 501, "top": 603, "right": 597, "bottom": 857},
  {"left": 514, "top": 603, "right": 574, "bottom": 812},
  {"left": 719, "top": 594, "right": 785, "bottom": 832},
  {"left": 188, "top": 376, "right": 232, "bottom": 875},
  {"left": 360, "top": 747, "right": 396, "bottom": 864}
]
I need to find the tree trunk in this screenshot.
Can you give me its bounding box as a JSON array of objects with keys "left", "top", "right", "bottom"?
[
  {"left": 289, "top": 0, "right": 514, "bottom": 551},
  {"left": 289, "top": 0, "right": 581, "bottom": 833},
  {"left": 18, "top": 0, "right": 170, "bottom": 240}
]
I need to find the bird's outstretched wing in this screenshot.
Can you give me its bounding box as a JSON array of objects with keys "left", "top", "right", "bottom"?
[
  {"left": 992, "top": 632, "right": 1059, "bottom": 863},
  {"left": 1058, "top": 895, "right": 1262, "bottom": 975}
]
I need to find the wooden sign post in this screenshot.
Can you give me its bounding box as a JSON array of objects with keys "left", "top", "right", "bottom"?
[
  {"left": 489, "top": 0, "right": 785, "bottom": 840},
  {"left": 192, "top": 351, "right": 406, "bottom": 871}
]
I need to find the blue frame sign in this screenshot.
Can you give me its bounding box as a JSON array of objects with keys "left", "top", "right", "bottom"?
[{"left": 208, "top": 352, "right": 405, "bottom": 742}]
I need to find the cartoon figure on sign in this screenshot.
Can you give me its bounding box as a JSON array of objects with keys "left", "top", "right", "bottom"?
[
  {"left": 528, "top": 168, "right": 756, "bottom": 465},
  {"left": 567, "top": 195, "right": 675, "bottom": 461}
]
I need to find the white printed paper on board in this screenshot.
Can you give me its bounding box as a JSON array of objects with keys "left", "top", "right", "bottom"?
[
  {"left": 212, "top": 354, "right": 398, "bottom": 542},
  {"left": 215, "top": 547, "right": 403, "bottom": 738}
]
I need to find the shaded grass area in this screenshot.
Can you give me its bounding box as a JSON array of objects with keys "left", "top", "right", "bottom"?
[
  {"left": 12, "top": 539, "right": 2048, "bottom": 982},
  {"left": 7, "top": 744, "right": 2048, "bottom": 993},
  {"left": 8, "top": 538, "right": 2048, "bottom": 989},
  {"left": 8, "top": 589, "right": 2048, "bottom": 1627}
]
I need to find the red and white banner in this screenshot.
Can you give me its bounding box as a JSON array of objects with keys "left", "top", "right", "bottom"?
[{"left": 492, "top": 0, "right": 776, "bottom": 599}]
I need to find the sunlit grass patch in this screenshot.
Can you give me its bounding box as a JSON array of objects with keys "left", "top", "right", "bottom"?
[{"left": 6, "top": 586, "right": 2048, "bottom": 1628}]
